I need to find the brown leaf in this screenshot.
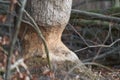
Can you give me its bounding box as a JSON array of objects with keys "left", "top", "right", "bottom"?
[
  {"left": 14, "top": 50, "right": 19, "bottom": 56},
  {"left": 2, "top": 35, "right": 10, "bottom": 45},
  {"left": 11, "top": 55, "right": 16, "bottom": 64},
  {"left": 0, "top": 15, "right": 7, "bottom": 23},
  {"left": 0, "top": 76, "right": 3, "bottom": 80},
  {"left": 43, "top": 70, "right": 55, "bottom": 79}
]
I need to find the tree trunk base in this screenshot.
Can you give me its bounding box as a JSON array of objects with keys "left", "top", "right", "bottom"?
[
  {"left": 19, "top": 23, "right": 79, "bottom": 62},
  {"left": 18, "top": 23, "right": 102, "bottom": 80}
]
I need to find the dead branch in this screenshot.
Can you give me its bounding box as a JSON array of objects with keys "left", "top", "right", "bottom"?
[
  {"left": 5, "top": 0, "right": 26, "bottom": 79},
  {"left": 70, "top": 19, "right": 120, "bottom": 29},
  {"left": 83, "top": 46, "right": 120, "bottom": 62},
  {"left": 71, "top": 9, "right": 120, "bottom": 23}
]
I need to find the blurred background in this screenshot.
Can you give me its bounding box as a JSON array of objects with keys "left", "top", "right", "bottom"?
[{"left": 62, "top": 0, "right": 120, "bottom": 65}]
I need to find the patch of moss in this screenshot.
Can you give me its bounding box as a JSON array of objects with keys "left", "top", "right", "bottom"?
[{"left": 26, "top": 56, "right": 48, "bottom": 67}]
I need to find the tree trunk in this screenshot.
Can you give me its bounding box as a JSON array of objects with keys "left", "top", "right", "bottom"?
[
  {"left": 19, "top": 1, "right": 100, "bottom": 79},
  {"left": 20, "top": 0, "right": 79, "bottom": 62}
]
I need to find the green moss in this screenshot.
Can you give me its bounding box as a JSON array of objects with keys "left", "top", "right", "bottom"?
[{"left": 26, "top": 56, "right": 48, "bottom": 67}]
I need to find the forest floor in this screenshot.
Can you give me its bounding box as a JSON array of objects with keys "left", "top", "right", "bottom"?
[{"left": 25, "top": 56, "right": 120, "bottom": 80}]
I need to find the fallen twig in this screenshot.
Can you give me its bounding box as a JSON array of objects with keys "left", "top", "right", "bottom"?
[{"left": 72, "top": 9, "right": 120, "bottom": 23}]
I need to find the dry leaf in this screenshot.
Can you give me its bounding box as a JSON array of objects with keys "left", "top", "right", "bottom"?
[
  {"left": 0, "top": 15, "right": 7, "bottom": 23},
  {"left": 43, "top": 70, "right": 55, "bottom": 79},
  {"left": 2, "top": 35, "right": 10, "bottom": 45}
]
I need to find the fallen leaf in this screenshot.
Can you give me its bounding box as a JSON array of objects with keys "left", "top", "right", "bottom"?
[{"left": 0, "top": 15, "right": 7, "bottom": 23}]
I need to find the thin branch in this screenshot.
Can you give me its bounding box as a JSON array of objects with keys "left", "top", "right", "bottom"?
[
  {"left": 70, "top": 19, "right": 120, "bottom": 29},
  {"left": 5, "top": 0, "right": 26, "bottom": 79},
  {"left": 92, "top": 23, "right": 112, "bottom": 61},
  {"left": 75, "top": 38, "right": 120, "bottom": 52},
  {"left": 68, "top": 23, "right": 89, "bottom": 46},
  {"left": 0, "top": 1, "right": 10, "bottom": 4},
  {"left": 72, "top": 9, "right": 120, "bottom": 23},
  {"left": 83, "top": 46, "right": 120, "bottom": 62},
  {"left": 0, "top": 46, "right": 8, "bottom": 55}
]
